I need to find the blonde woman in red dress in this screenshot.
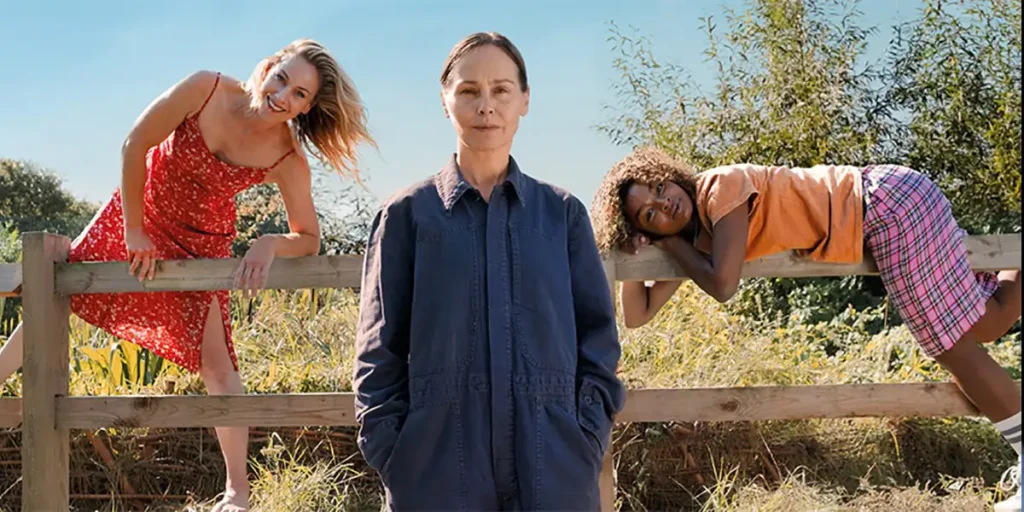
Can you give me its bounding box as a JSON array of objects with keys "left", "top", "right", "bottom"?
[{"left": 0, "top": 38, "right": 374, "bottom": 511}]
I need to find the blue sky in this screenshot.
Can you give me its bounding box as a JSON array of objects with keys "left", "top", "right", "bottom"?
[{"left": 1, "top": 0, "right": 920, "bottom": 215}]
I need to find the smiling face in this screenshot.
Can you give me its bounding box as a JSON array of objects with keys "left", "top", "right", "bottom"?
[
  {"left": 254, "top": 55, "right": 320, "bottom": 121},
  {"left": 623, "top": 179, "right": 695, "bottom": 236},
  {"left": 441, "top": 44, "right": 530, "bottom": 153}
]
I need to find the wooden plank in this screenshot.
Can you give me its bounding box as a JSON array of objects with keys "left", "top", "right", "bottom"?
[
  {"left": 58, "top": 393, "right": 358, "bottom": 429},
  {"left": 614, "top": 233, "right": 1021, "bottom": 281},
  {"left": 57, "top": 381, "right": 1019, "bottom": 429},
  {"left": 617, "top": 381, "right": 1022, "bottom": 423},
  {"left": 55, "top": 254, "right": 363, "bottom": 294},
  {"left": 21, "top": 233, "right": 71, "bottom": 511},
  {"left": 0, "top": 398, "right": 21, "bottom": 428},
  {"left": 50, "top": 234, "right": 1021, "bottom": 293},
  {"left": 0, "top": 263, "right": 21, "bottom": 297}
]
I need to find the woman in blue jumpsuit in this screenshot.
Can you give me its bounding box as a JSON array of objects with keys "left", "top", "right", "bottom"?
[{"left": 353, "top": 31, "right": 626, "bottom": 511}]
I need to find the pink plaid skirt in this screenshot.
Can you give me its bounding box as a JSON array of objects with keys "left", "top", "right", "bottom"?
[{"left": 862, "top": 165, "right": 1000, "bottom": 358}]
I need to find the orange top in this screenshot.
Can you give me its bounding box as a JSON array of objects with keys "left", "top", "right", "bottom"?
[{"left": 694, "top": 164, "right": 865, "bottom": 263}]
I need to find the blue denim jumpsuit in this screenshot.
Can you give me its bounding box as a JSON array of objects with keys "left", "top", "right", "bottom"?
[{"left": 353, "top": 155, "right": 625, "bottom": 511}]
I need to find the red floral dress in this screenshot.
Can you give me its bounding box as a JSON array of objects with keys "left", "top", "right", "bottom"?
[{"left": 68, "top": 73, "right": 293, "bottom": 372}]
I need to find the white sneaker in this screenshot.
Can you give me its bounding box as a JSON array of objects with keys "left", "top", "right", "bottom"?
[{"left": 995, "top": 460, "right": 1022, "bottom": 512}]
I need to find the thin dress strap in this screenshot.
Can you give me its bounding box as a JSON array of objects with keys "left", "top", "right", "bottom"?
[
  {"left": 195, "top": 72, "right": 221, "bottom": 118},
  {"left": 268, "top": 148, "right": 297, "bottom": 170}
]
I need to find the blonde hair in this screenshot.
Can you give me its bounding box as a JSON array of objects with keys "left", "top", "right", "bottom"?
[
  {"left": 591, "top": 146, "right": 699, "bottom": 255},
  {"left": 246, "top": 38, "right": 375, "bottom": 179}
]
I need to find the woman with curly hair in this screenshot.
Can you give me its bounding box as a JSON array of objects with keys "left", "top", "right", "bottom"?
[{"left": 591, "top": 146, "right": 1022, "bottom": 511}]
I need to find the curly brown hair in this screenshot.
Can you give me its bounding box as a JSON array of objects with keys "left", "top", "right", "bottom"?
[{"left": 591, "top": 146, "right": 700, "bottom": 254}]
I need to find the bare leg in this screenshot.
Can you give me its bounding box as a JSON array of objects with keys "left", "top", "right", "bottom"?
[
  {"left": 936, "top": 339, "right": 1020, "bottom": 421},
  {"left": 933, "top": 270, "right": 1021, "bottom": 509},
  {"left": 199, "top": 299, "right": 249, "bottom": 512},
  {"left": 0, "top": 323, "right": 23, "bottom": 386},
  {"left": 936, "top": 269, "right": 1022, "bottom": 422},
  {"left": 937, "top": 270, "right": 1024, "bottom": 421},
  {"left": 969, "top": 270, "right": 1022, "bottom": 343}
]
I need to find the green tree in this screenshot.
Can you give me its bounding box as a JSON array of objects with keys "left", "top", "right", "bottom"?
[
  {"left": 0, "top": 159, "right": 98, "bottom": 238},
  {"left": 882, "top": 0, "right": 1021, "bottom": 234},
  {"left": 600, "top": 0, "right": 887, "bottom": 168},
  {"left": 0, "top": 225, "right": 20, "bottom": 332},
  {"left": 1, "top": 160, "right": 97, "bottom": 333}
]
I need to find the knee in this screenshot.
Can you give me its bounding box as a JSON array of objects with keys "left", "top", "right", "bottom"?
[
  {"left": 199, "top": 362, "right": 241, "bottom": 393},
  {"left": 966, "top": 325, "right": 1006, "bottom": 345},
  {"left": 967, "top": 299, "right": 1020, "bottom": 344},
  {"left": 993, "top": 271, "right": 1022, "bottom": 316},
  {"left": 935, "top": 338, "right": 985, "bottom": 372}
]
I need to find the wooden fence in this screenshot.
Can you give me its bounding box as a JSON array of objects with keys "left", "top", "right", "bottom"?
[{"left": 0, "top": 231, "right": 1020, "bottom": 511}]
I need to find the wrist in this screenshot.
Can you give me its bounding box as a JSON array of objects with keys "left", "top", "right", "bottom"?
[
  {"left": 655, "top": 234, "right": 682, "bottom": 250},
  {"left": 256, "top": 234, "right": 281, "bottom": 250}
]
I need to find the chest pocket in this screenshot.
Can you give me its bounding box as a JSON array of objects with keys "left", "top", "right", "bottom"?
[
  {"left": 514, "top": 224, "right": 577, "bottom": 374},
  {"left": 411, "top": 223, "right": 481, "bottom": 375}
]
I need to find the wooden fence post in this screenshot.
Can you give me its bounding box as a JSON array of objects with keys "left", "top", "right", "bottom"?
[
  {"left": 599, "top": 253, "right": 618, "bottom": 512},
  {"left": 22, "top": 233, "right": 71, "bottom": 511}
]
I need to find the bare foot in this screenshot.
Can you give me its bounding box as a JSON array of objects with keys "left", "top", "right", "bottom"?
[{"left": 210, "top": 490, "right": 249, "bottom": 512}]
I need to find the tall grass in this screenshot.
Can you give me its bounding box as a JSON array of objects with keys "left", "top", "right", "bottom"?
[{"left": 0, "top": 282, "right": 1019, "bottom": 511}]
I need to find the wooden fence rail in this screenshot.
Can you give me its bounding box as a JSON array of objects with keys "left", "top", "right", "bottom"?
[{"left": 0, "top": 231, "right": 1020, "bottom": 511}]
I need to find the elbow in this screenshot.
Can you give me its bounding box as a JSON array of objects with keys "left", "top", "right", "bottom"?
[
  {"left": 286, "top": 231, "right": 320, "bottom": 256},
  {"left": 306, "top": 233, "right": 321, "bottom": 256},
  {"left": 710, "top": 279, "right": 739, "bottom": 304},
  {"left": 121, "top": 136, "right": 146, "bottom": 163},
  {"left": 120, "top": 137, "right": 133, "bottom": 161}
]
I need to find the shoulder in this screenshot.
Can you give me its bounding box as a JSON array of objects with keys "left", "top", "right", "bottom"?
[
  {"left": 524, "top": 175, "right": 591, "bottom": 229},
  {"left": 177, "top": 70, "right": 222, "bottom": 100},
  {"left": 695, "top": 164, "right": 762, "bottom": 227},
  {"left": 182, "top": 70, "right": 252, "bottom": 95},
  {"left": 270, "top": 148, "right": 311, "bottom": 188},
  {"left": 697, "top": 163, "right": 760, "bottom": 182},
  {"left": 378, "top": 175, "right": 439, "bottom": 217},
  {"left": 528, "top": 174, "right": 579, "bottom": 206},
  {"left": 166, "top": 70, "right": 229, "bottom": 118},
  {"left": 696, "top": 164, "right": 763, "bottom": 195},
  {"left": 364, "top": 175, "right": 446, "bottom": 245}
]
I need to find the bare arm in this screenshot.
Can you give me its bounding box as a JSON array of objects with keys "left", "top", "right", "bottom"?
[
  {"left": 620, "top": 280, "right": 683, "bottom": 328},
  {"left": 121, "top": 71, "right": 217, "bottom": 230},
  {"left": 231, "top": 153, "right": 321, "bottom": 297},
  {"left": 657, "top": 204, "right": 749, "bottom": 303},
  {"left": 267, "top": 154, "right": 321, "bottom": 258},
  {"left": 120, "top": 71, "right": 218, "bottom": 280}
]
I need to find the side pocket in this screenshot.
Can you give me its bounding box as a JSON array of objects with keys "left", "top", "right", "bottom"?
[
  {"left": 576, "top": 379, "right": 611, "bottom": 457},
  {"left": 534, "top": 396, "right": 602, "bottom": 510},
  {"left": 378, "top": 404, "right": 466, "bottom": 509},
  {"left": 358, "top": 415, "right": 402, "bottom": 476},
  {"left": 377, "top": 417, "right": 405, "bottom": 485}
]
